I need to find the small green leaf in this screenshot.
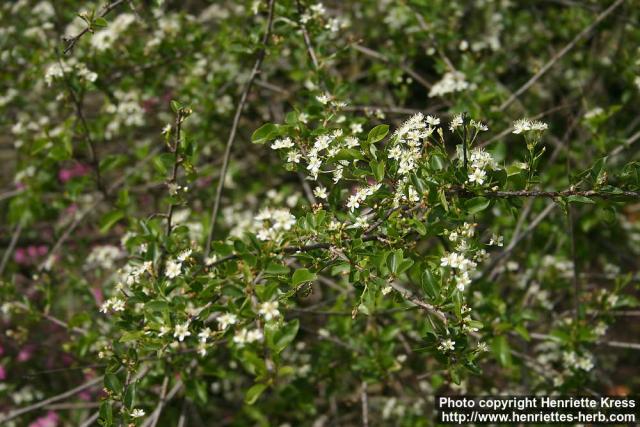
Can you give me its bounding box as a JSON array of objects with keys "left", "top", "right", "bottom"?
[
  {"left": 387, "top": 249, "right": 403, "bottom": 274},
  {"left": 99, "top": 401, "right": 113, "bottom": 425},
  {"left": 265, "top": 262, "right": 290, "bottom": 275},
  {"left": 100, "top": 211, "right": 124, "bottom": 233},
  {"left": 273, "top": 319, "right": 299, "bottom": 354},
  {"left": 124, "top": 383, "right": 136, "bottom": 409},
  {"left": 491, "top": 336, "right": 512, "bottom": 368},
  {"left": 104, "top": 373, "right": 122, "bottom": 394},
  {"left": 567, "top": 195, "right": 595, "bottom": 204},
  {"left": 93, "top": 17, "right": 108, "bottom": 27},
  {"left": 251, "top": 123, "right": 279, "bottom": 144},
  {"left": 421, "top": 269, "right": 440, "bottom": 299},
  {"left": 170, "top": 100, "right": 182, "bottom": 113},
  {"left": 465, "top": 197, "right": 490, "bottom": 215},
  {"left": 367, "top": 124, "right": 389, "bottom": 144},
  {"left": 291, "top": 268, "right": 316, "bottom": 286},
  {"left": 245, "top": 383, "right": 268, "bottom": 405}
]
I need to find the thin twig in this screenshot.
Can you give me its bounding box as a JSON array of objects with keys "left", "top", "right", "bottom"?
[
  {"left": 352, "top": 44, "right": 433, "bottom": 90},
  {"left": 63, "top": 0, "right": 127, "bottom": 54},
  {"left": 498, "top": 0, "right": 625, "bottom": 111},
  {"left": 0, "top": 221, "right": 23, "bottom": 276},
  {"left": 140, "top": 381, "right": 184, "bottom": 427},
  {"left": 204, "top": 0, "right": 277, "bottom": 255},
  {"left": 361, "top": 382, "right": 369, "bottom": 427},
  {"left": 0, "top": 376, "right": 104, "bottom": 423}
]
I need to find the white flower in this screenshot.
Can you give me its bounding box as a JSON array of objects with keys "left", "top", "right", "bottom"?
[
  {"left": 438, "top": 338, "right": 455, "bottom": 352},
  {"left": 286, "top": 150, "right": 301, "bottom": 163},
  {"left": 174, "top": 322, "right": 191, "bottom": 342},
  {"left": 215, "top": 313, "right": 237, "bottom": 331},
  {"left": 467, "top": 168, "right": 486, "bottom": 185},
  {"left": 234, "top": 328, "right": 264, "bottom": 346},
  {"left": 111, "top": 299, "right": 125, "bottom": 312},
  {"left": 449, "top": 113, "right": 464, "bottom": 131},
  {"left": 476, "top": 342, "right": 488, "bottom": 352},
  {"left": 594, "top": 322, "right": 607, "bottom": 337},
  {"left": 307, "top": 156, "right": 322, "bottom": 179},
  {"left": 158, "top": 325, "right": 170, "bottom": 336},
  {"left": 316, "top": 93, "right": 331, "bottom": 104},
  {"left": 195, "top": 328, "right": 211, "bottom": 344},
  {"left": 381, "top": 286, "right": 393, "bottom": 295},
  {"left": 165, "top": 259, "right": 182, "bottom": 278},
  {"left": 161, "top": 124, "right": 171, "bottom": 134},
  {"left": 271, "top": 137, "right": 295, "bottom": 150},
  {"left": 471, "top": 120, "right": 488, "bottom": 132},
  {"left": 576, "top": 355, "right": 594, "bottom": 372},
  {"left": 456, "top": 273, "right": 471, "bottom": 291},
  {"left": 313, "top": 186, "right": 328, "bottom": 199},
  {"left": 258, "top": 301, "right": 280, "bottom": 321},
  {"left": 177, "top": 249, "right": 192, "bottom": 262},
  {"left": 344, "top": 136, "right": 359, "bottom": 148},
  {"left": 440, "top": 252, "right": 464, "bottom": 268},
  {"left": 346, "top": 194, "right": 360, "bottom": 212},
  {"left": 350, "top": 123, "right": 363, "bottom": 134},
  {"left": 513, "top": 118, "right": 548, "bottom": 134},
  {"left": 131, "top": 409, "right": 145, "bottom": 418},
  {"left": 353, "top": 216, "right": 369, "bottom": 229},
  {"left": 426, "top": 115, "right": 440, "bottom": 126},
  {"left": 488, "top": 234, "right": 503, "bottom": 246},
  {"left": 99, "top": 298, "right": 125, "bottom": 313},
  {"left": 247, "top": 329, "right": 264, "bottom": 343},
  {"left": 429, "top": 71, "right": 470, "bottom": 98}
]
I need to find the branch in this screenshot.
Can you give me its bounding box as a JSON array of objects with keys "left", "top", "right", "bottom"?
[
  {"left": 452, "top": 188, "right": 640, "bottom": 199},
  {"left": 0, "top": 375, "right": 104, "bottom": 423},
  {"left": 361, "top": 382, "right": 369, "bottom": 427},
  {"left": 204, "top": 0, "right": 277, "bottom": 255},
  {"left": 352, "top": 44, "right": 433, "bottom": 91},
  {"left": 62, "top": 0, "right": 127, "bottom": 55},
  {"left": 0, "top": 221, "right": 22, "bottom": 276}
]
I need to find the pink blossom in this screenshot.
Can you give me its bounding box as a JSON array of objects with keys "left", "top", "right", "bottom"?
[
  {"left": 14, "top": 248, "right": 28, "bottom": 264},
  {"left": 17, "top": 344, "right": 35, "bottom": 362},
  {"left": 29, "top": 411, "right": 59, "bottom": 427},
  {"left": 0, "top": 365, "right": 6, "bottom": 380},
  {"left": 91, "top": 287, "right": 104, "bottom": 305}
]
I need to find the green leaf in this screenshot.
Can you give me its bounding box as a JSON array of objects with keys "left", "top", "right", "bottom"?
[
  {"left": 333, "top": 149, "right": 364, "bottom": 161},
  {"left": 170, "top": 100, "right": 182, "bottom": 113},
  {"left": 99, "top": 401, "right": 113, "bottom": 425},
  {"left": 93, "top": 17, "right": 108, "bottom": 27},
  {"left": 370, "top": 160, "right": 385, "bottom": 181},
  {"left": 567, "top": 195, "right": 595, "bottom": 204},
  {"left": 251, "top": 123, "right": 279, "bottom": 144},
  {"left": 145, "top": 300, "right": 169, "bottom": 312},
  {"left": 367, "top": 124, "right": 389, "bottom": 144},
  {"left": 291, "top": 268, "right": 316, "bottom": 286},
  {"left": 265, "top": 262, "right": 290, "bottom": 275},
  {"left": 104, "top": 373, "right": 122, "bottom": 394},
  {"left": 387, "top": 249, "right": 403, "bottom": 274},
  {"left": 491, "top": 336, "right": 512, "bottom": 368},
  {"left": 124, "top": 383, "right": 136, "bottom": 409},
  {"left": 245, "top": 383, "right": 268, "bottom": 405},
  {"left": 273, "top": 319, "right": 299, "bottom": 354},
  {"left": 99, "top": 210, "right": 124, "bottom": 233},
  {"left": 421, "top": 269, "right": 440, "bottom": 299},
  {"left": 465, "top": 197, "right": 490, "bottom": 215}
]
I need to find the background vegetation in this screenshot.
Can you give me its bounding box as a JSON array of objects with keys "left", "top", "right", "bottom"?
[{"left": 1, "top": 0, "right": 640, "bottom": 425}]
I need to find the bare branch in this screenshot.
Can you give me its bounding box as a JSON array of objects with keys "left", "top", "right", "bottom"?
[{"left": 204, "top": 0, "right": 277, "bottom": 255}]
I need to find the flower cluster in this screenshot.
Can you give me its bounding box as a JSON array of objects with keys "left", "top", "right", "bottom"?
[{"left": 252, "top": 207, "right": 297, "bottom": 241}]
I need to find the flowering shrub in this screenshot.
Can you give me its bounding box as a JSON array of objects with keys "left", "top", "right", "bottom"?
[{"left": 1, "top": 0, "right": 640, "bottom": 425}]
